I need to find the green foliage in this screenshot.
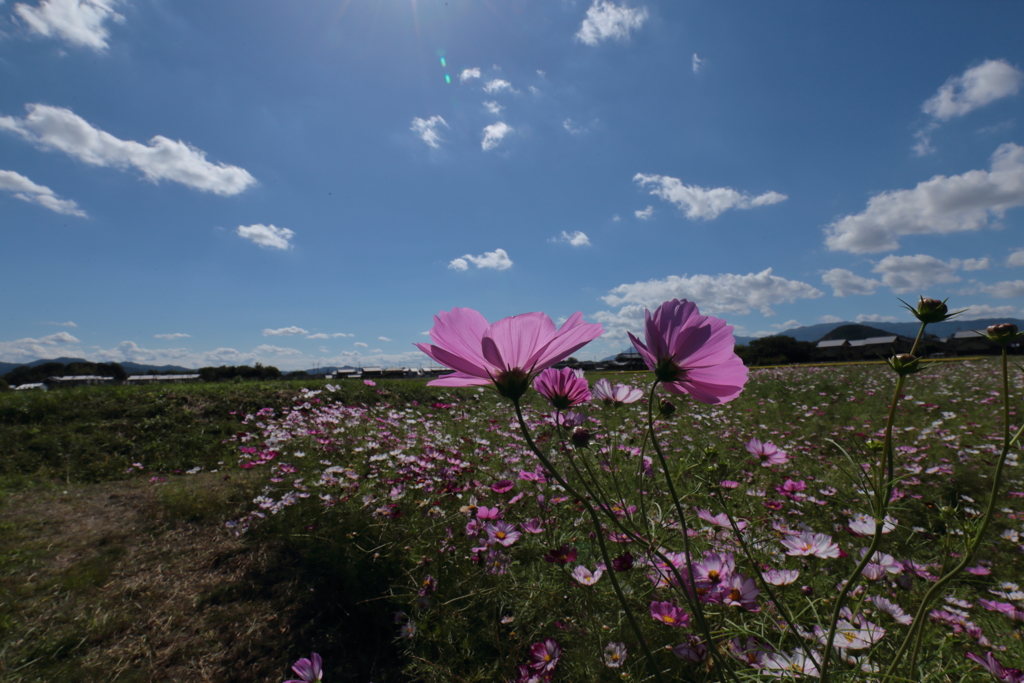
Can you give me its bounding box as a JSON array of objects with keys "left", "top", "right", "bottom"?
[
  {"left": 197, "top": 363, "right": 283, "bottom": 382},
  {"left": 735, "top": 334, "right": 816, "bottom": 366},
  {"left": 2, "top": 361, "right": 127, "bottom": 385},
  {"left": 0, "top": 378, "right": 9, "bottom": 392}
]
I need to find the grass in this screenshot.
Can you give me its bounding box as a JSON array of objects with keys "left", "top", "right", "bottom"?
[{"left": 1, "top": 360, "right": 1022, "bottom": 682}]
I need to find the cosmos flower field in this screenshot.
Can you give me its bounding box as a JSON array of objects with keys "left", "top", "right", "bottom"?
[{"left": 237, "top": 354, "right": 1024, "bottom": 683}]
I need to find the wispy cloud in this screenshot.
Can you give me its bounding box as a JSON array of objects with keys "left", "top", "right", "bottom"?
[
  {"left": 692, "top": 53, "right": 705, "bottom": 74},
  {"left": 263, "top": 326, "right": 308, "bottom": 337},
  {"left": 634, "top": 174, "right": 787, "bottom": 220},
  {"left": 634, "top": 205, "right": 653, "bottom": 220},
  {"left": 237, "top": 224, "right": 294, "bottom": 250},
  {"left": 550, "top": 230, "right": 591, "bottom": 247},
  {"left": 483, "top": 79, "right": 514, "bottom": 94},
  {"left": 410, "top": 115, "right": 449, "bottom": 149},
  {"left": 914, "top": 60, "right": 1023, "bottom": 156},
  {"left": 484, "top": 101, "right": 504, "bottom": 115},
  {"left": 0, "top": 169, "right": 85, "bottom": 216},
  {"left": 871, "top": 254, "right": 961, "bottom": 294},
  {"left": 0, "top": 104, "right": 256, "bottom": 195},
  {"left": 378, "top": 336, "right": 392, "bottom": 342},
  {"left": 459, "top": 67, "right": 481, "bottom": 83},
  {"left": 43, "top": 320, "right": 77, "bottom": 327},
  {"left": 575, "top": 0, "right": 649, "bottom": 47},
  {"left": 354, "top": 342, "right": 368, "bottom": 348},
  {"left": 482, "top": 122, "right": 513, "bottom": 151},
  {"left": 154, "top": 333, "right": 190, "bottom": 340},
  {"left": 825, "top": 143, "right": 1024, "bottom": 253},
  {"left": 14, "top": 0, "right": 125, "bottom": 51},
  {"left": 448, "top": 248, "right": 513, "bottom": 271}
]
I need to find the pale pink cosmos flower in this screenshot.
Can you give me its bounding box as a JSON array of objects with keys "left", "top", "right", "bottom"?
[
  {"left": 745, "top": 437, "right": 788, "bottom": 466},
  {"left": 966, "top": 652, "right": 1024, "bottom": 682},
  {"left": 486, "top": 521, "right": 521, "bottom": 547},
  {"left": 284, "top": 653, "right": 323, "bottom": 683},
  {"left": 604, "top": 642, "right": 628, "bottom": 668},
  {"left": 571, "top": 565, "right": 604, "bottom": 586},
  {"left": 764, "top": 568, "right": 800, "bottom": 586},
  {"left": 416, "top": 308, "right": 603, "bottom": 400},
  {"left": 870, "top": 596, "right": 913, "bottom": 625},
  {"left": 592, "top": 378, "right": 644, "bottom": 406},
  {"left": 848, "top": 514, "right": 897, "bottom": 536},
  {"left": 650, "top": 600, "right": 690, "bottom": 628},
  {"left": 533, "top": 367, "right": 592, "bottom": 410},
  {"left": 627, "top": 299, "right": 748, "bottom": 405},
  {"left": 781, "top": 532, "right": 841, "bottom": 559},
  {"left": 762, "top": 650, "right": 821, "bottom": 677}
]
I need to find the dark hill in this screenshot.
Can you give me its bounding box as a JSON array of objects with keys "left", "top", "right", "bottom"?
[{"left": 820, "top": 324, "right": 896, "bottom": 341}]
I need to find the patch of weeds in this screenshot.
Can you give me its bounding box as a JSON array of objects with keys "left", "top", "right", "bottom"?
[
  {"left": 155, "top": 471, "right": 263, "bottom": 524},
  {"left": 59, "top": 545, "right": 126, "bottom": 591}
]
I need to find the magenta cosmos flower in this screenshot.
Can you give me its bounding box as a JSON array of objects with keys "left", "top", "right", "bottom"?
[
  {"left": 416, "top": 308, "right": 603, "bottom": 400},
  {"left": 533, "top": 367, "right": 592, "bottom": 410},
  {"left": 627, "top": 299, "right": 747, "bottom": 405},
  {"left": 284, "top": 653, "right": 323, "bottom": 683}
]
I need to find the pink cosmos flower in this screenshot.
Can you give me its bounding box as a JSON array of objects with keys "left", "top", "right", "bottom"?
[
  {"left": 627, "top": 299, "right": 747, "bottom": 404},
  {"left": 592, "top": 378, "right": 644, "bottom": 406},
  {"left": 650, "top": 600, "right": 690, "bottom": 628},
  {"left": 486, "top": 521, "right": 521, "bottom": 547},
  {"left": 571, "top": 565, "right": 604, "bottom": 586},
  {"left": 528, "top": 638, "right": 562, "bottom": 674},
  {"left": 604, "top": 642, "right": 628, "bottom": 668},
  {"left": 723, "top": 574, "right": 760, "bottom": 611},
  {"left": 533, "top": 367, "right": 592, "bottom": 410},
  {"left": 416, "top": 308, "right": 603, "bottom": 400},
  {"left": 781, "top": 532, "right": 841, "bottom": 559},
  {"left": 966, "top": 652, "right": 1024, "bottom": 682},
  {"left": 764, "top": 568, "right": 800, "bottom": 586},
  {"left": 284, "top": 653, "right": 323, "bottom": 683},
  {"left": 745, "top": 437, "right": 788, "bottom": 466}
]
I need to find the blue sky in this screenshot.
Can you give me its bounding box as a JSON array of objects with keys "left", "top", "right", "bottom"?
[{"left": 2, "top": 0, "right": 1024, "bottom": 370}]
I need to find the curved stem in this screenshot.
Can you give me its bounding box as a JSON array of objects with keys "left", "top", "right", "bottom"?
[
  {"left": 643, "top": 382, "right": 735, "bottom": 680},
  {"left": 885, "top": 345, "right": 1016, "bottom": 680},
  {"left": 511, "top": 400, "right": 668, "bottom": 683}
]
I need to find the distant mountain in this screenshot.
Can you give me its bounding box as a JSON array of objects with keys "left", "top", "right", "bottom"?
[
  {"left": 302, "top": 365, "right": 357, "bottom": 375},
  {"left": 752, "top": 318, "right": 1024, "bottom": 343},
  {"left": 1, "top": 358, "right": 195, "bottom": 379}
]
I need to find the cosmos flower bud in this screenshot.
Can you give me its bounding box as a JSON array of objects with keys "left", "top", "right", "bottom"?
[
  {"left": 985, "top": 323, "right": 1020, "bottom": 347},
  {"left": 886, "top": 353, "right": 921, "bottom": 376},
  {"left": 571, "top": 427, "right": 591, "bottom": 448},
  {"left": 659, "top": 398, "right": 676, "bottom": 417},
  {"left": 900, "top": 296, "right": 961, "bottom": 324}
]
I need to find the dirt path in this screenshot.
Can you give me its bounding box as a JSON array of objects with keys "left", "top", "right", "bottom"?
[{"left": 0, "top": 476, "right": 305, "bottom": 683}]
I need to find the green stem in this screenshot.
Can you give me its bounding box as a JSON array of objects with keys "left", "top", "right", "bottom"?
[
  {"left": 511, "top": 400, "right": 668, "bottom": 683},
  {"left": 644, "top": 382, "right": 734, "bottom": 680},
  {"left": 886, "top": 345, "right": 1016, "bottom": 680}
]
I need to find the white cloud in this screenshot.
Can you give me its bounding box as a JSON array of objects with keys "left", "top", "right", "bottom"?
[
  {"left": 562, "top": 118, "right": 584, "bottom": 134},
  {"left": 483, "top": 79, "right": 513, "bottom": 94},
  {"left": 575, "top": 0, "right": 649, "bottom": 47},
  {"left": 154, "top": 333, "right": 190, "bottom": 340},
  {"left": 252, "top": 344, "right": 302, "bottom": 357},
  {"left": 482, "top": 122, "right": 513, "bottom": 151},
  {"left": 825, "top": 143, "right": 1024, "bottom": 253},
  {"left": 1008, "top": 248, "right": 1024, "bottom": 267},
  {"left": 237, "top": 223, "right": 294, "bottom": 250},
  {"left": 958, "top": 303, "right": 1024, "bottom": 320},
  {"left": 961, "top": 257, "right": 990, "bottom": 271},
  {"left": 378, "top": 336, "right": 392, "bottom": 342},
  {"left": 551, "top": 230, "right": 591, "bottom": 247},
  {"left": 354, "top": 342, "right": 368, "bottom": 348},
  {"left": 0, "top": 104, "right": 256, "bottom": 195},
  {"left": 971, "top": 280, "right": 1024, "bottom": 298},
  {"left": 43, "top": 321, "right": 76, "bottom": 327},
  {"left": 821, "top": 268, "right": 882, "bottom": 297},
  {"left": 634, "top": 173, "right": 787, "bottom": 220},
  {"left": 263, "top": 326, "right": 308, "bottom": 337},
  {"left": 856, "top": 314, "right": 900, "bottom": 324},
  {"left": 612, "top": 214, "right": 621, "bottom": 221},
  {"left": 306, "top": 333, "right": 328, "bottom": 339},
  {"left": 770, "top": 319, "right": 802, "bottom": 330},
  {"left": 449, "top": 248, "right": 513, "bottom": 271},
  {"left": 410, "top": 115, "right": 449, "bottom": 149},
  {"left": 819, "top": 315, "right": 845, "bottom": 324},
  {"left": 332, "top": 332, "right": 353, "bottom": 338},
  {"left": 484, "top": 101, "right": 504, "bottom": 115},
  {"left": 14, "top": 0, "right": 124, "bottom": 50},
  {"left": 911, "top": 123, "right": 938, "bottom": 157},
  {"left": 692, "top": 53, "right": 704, "bottom": 74},
  {"left": 599, "top": 268, "right": 823, "bottom": 328},
  {"left": 870, "top": 254, "right": 961, "bottom": 294},
  {"left": 459, "top": 67, "right": 481, "bottom": 83},
  {"left": 634, "top": 205, "right": 654, "bottom": 220},
  {"left": 923, "top": 59, "right": 1024, "bottom": 121},
  {"left": 0, "top": 168, "right": 85, "bottom": 216},
  {"left": 0, "top": 331, "right": 79, "bottom": 363}
]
